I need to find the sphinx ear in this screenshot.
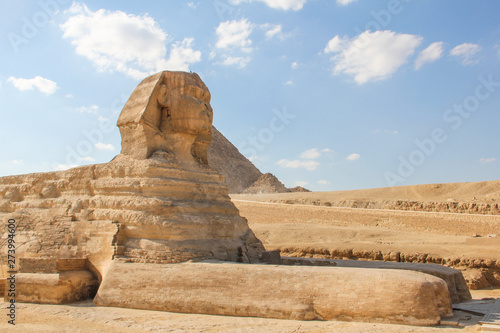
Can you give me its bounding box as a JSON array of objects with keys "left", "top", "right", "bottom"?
[{"left": 157, "top": 83, "right": 169, "bottom": 107}]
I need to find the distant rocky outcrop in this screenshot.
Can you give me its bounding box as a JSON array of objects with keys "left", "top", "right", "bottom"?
[
  {"left": 244, "top": 173, "right": 289, "bottom": 194},
  {"left": 208, "top": 129, "right": 292, "bottom": 194},
  {"left": 271, "top": 198, "right": 500, "bottom": 215},
  {"left": 289, "top": 186, "right": 311, "bottom": 193},
  {"left": 208, "top": 127, "right": 263, "bottom": 194}
]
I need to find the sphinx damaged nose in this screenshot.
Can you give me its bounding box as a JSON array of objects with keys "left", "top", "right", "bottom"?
[{"left": 202, "top": 104, "right": 213, "bottom": 119}]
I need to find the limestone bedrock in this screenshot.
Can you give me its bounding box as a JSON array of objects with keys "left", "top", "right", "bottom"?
[{"left": 0, "top": 71, "right": 455, "bottom": 325}]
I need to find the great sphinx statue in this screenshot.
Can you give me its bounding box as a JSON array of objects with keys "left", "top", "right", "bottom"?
[
  {"left": 0, "top": 71, "right": 461, "bottom": 326},
  {"left": 0, "top": 71, "right": 264, "bottom": 282},
  {"left": 118, "top": 71, "right": 213, "bottom": 166}
]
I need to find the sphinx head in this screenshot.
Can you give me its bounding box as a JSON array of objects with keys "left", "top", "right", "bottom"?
[
  {"left": 117, "top": 71, "right": 214, "bottom": 166},
  {"left": 157, "top": 72, "right": 213, "bottom": 136}
]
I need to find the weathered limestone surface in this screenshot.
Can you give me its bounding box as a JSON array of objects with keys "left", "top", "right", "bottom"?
[
  {"left": 95, "top": 261, "right": 453, "bottom": 326},
  {"left": 0, "top": 71, "right": 459, "bottom": 325},
  {"left": 0, "top": 72, "right": 264, "bottom": 281},
  {"left": 281, "top": 257, "right": 471, "bottom": 304},
  {"left": 5, "top": 258, "right": 98, "bottom": 304},
  {"left": 13, "top": 271, "right": 97, "bottom": 304}
]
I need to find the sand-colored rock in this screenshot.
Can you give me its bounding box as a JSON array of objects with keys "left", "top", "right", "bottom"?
[
  {"left": 95, "top": 261, "right": 452, "bottom": 326},
  {"left": 244, "top": 172, "right": 289, "bottom": 194},
  {"left": 289, "top": 186, "right": 311, "bottom": 192},
  {"left": 232, "top": 197, "right": 500, "bottom": 288},
  {"left": 0, "top": 71, "right": 264, "bottom": 278}
]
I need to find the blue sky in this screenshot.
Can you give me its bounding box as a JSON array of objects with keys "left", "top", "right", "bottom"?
[{"left": 1, "top": 0, "right": 499, "bottom": 191}]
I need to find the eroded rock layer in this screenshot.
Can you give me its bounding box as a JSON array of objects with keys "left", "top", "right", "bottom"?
[
  {"left": 0, "top": 153, "right": 264, "bottom": 276},
  {"left": 95, "top": 261, "right": 453, "bottom": 326}
]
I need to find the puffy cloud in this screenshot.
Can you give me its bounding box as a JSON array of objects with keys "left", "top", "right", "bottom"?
[
  {"left": 346, "top": 153, "right": 360, "bottom": 161},
  {"left": 324, "top": 30, "right": 422, "bottom": 84},
  {"left": 415, "top": 42, "right": 444, "bottom": 70},
  {"left": 450, "top": 43, "right": 481, "bottom": 65},
  {"left": 276, "top": 159, "right": 320, "bottom": 171},
  {"left": 300, "top": 148, "right": 321, "bottom": 159},
  {"left": 291, "top": 61, "right": 300, "bottom": 69},
  {"left": 216, "top": 18, "right": 254, "bottom": 52},
  {"left": 221, "top": 55, "right": 251, "bottom": 68},
  {"left": 7, "top": 76, "right": 58, "bottom": 94},
  {"left": 230, "top": 0, "right": 307, "bottom": 11},
  {"left": 284, "top": 80, "right": 294, "bottom": 86},
  {"left": 94, "top": 142, "right": 115, "bottom": 151},
  {"left": 317, "top": 179, "right": 331, "bottom": 185},
  {"left": 295, "top": 181, "right": 309, "bottom": 187},
  {"left": 80, "top": 156, "right": 96, "bottom": 162},
  {"left": 324, "top": 35, "right": 345, "bottom": 54},
  {"left": 299, "top": 148, "right": 333, "bottom": 159},
  {"left": 60, "top": 3, "right": 200, "bottom": 79},
  {"left": 261, "top": 23, "right": 286, "bottom": 40},
  {"left": 79, "top": 105, "right": 99, "bottom": 114},
  {"left": 479, "top": 157, "right": 496, "bottom": 164}
]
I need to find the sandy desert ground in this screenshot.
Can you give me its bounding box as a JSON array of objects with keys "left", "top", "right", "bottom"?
[
  {"left": 0, "top": 289, "right": 498, "bottom": 332},
  {"left": 1, "top": 180, "right": 498, "bottom": 332},
  {"left": 232, "top": 180, "right": 500, "bottom": 289}
]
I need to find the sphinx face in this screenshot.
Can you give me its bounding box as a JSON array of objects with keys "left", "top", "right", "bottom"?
[{"left": 159, "top": 77, "right": 213, "bottom": 135}]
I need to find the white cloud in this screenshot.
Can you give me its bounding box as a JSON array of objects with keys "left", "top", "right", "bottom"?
[
  {"left": 291, "top": 61, "right": 300, "bottom": 69},
  {"left": 277, "top": 159, "right": 320, "bottom": 171},
  {"left": 216, "top": 18, "right": 254, "bottom": 52},
  {"left": 7, "top": 76, "right": 58, "bottom": 94},
  {"left": 65, "top": 94, "right": 74, "bottom": 98},
  {"left": 317, "top": 179, "right": 331, "bottom": 185},
  {"left": 98, "top": 115, "right": 108, "bottom": 122},
  {"left": 261, "top": 23, "right": 286, "bottom": 40},
  {"left": 94, "top": 142, "right": 115, "bottom": 151},
  {"left": 324, "top": 30, "right": 422, "bottom": 84},
  {"left": 346, "top": 153, "right": 360, "bottom": 161},
  {"left": 60, "top": 3, "right": 200, "bottom": 79},
  {"left": 300, "top": 148, "right": 321, "bottom": 159},
  {"left": 324, "top": 35, "right": 345, "bottom": 54},
  {"left": 221, "top": 55, "right": 251, "bottom": 68},
  {"left": 295, "top": 181, "right": 308, "bottom": 187},
  {"left": 79, "top": 105, "right": 98, "bottom": 114},
  {"left": 56, "top": 164, "right": 79, "bottom": 171},
  {"left": 415, "top": 41, "right": 444, "bottom": 70},
  {"left": 230, "top": 0, "right": 307, "bottom": 11},
  {"left": 80, "top": 156, "right": 96, "bottom": 162},
  {"left": 321, "top": 148, "right": 334, "bottom": 153},
  {"left": 284, "top": 80, "right": 294, "bottom": 86},
  {"left": 479, "top": 157, "right": 496, "bottom": 164},
  {"left": 450, "top": 43, "right": 481, "bottom": 65},
  {"left": 248, "top": 155, "right": 268, "bottom": 163},
  {"left": 10, "top": 160, "right": 23, "bottom": 165},
  {"left": 187, "top": 2, "right": 199, "bottom": 9},
  {"left": 336, "top": 0, "right": 357, "bottom": 6}
]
